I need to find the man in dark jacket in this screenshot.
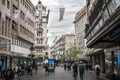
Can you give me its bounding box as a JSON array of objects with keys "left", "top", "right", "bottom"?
[
  {"left": 79, "top": 61, "right": 85, "bottom": 80},
  {"left": 72, "top": 62, "right": 78, "bottom": 79}
]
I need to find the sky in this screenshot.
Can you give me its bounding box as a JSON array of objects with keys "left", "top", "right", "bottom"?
[{"left": 30, "top": 0, "right": 86, "bottom": 46}]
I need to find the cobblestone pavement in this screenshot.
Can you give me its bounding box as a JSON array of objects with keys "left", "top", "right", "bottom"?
[{"left": 20, "top": 66, "right": 107, "bottom": 80}]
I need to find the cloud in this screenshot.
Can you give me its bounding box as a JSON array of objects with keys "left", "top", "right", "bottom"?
[{"left": 30, "top": 0, "right": 86, "bottom": 46}]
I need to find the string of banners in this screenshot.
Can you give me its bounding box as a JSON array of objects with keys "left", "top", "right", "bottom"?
[
  {"left": 1, "top": 9, "right": 30, "bottom": 24},
  {"left": 59, "top": 8, "right": 65, "bottom": 21},
  {"left": 1, "top": 8, "right": 65, "bottom": 23}
]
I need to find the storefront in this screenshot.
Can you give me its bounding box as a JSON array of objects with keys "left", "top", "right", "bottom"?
[
  {"left": 89, "top": 49, "right": 105, "bottom": 73},
  {"left": 0, "top": 37, "right": 11, "bottom": 67},
  {"left": 105, "top": 48, "right": 120, "bottom": 80}
]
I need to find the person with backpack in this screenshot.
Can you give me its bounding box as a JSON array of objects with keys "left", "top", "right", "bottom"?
[
  {"left": 72, "top": 62, "right": 78, "bottom": 79},
  {"left": 79, "top": 61, "right": 85, "bottom": 80},
  {"left": 95, "top": 63, "right": 100, "bottom": 80}
]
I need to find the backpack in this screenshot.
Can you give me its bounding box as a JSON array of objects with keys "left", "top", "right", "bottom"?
[
  {"left": 96, "top": 67, "right": 100, "bottom": 72},
  {"left": 79, "top": 64, "right": 84, "bottom": 72}
]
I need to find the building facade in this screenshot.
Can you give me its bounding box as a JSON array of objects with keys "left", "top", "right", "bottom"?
[
  {"left": 51, "top": 34, "right": 75, "bottom": 61},
  {"left": 0, "top": 0, "right": 35, "bottom": 66},
  {"left": 74, "top": 6, "right": 89, "bottom": 59},
  {"left": 85, "top": 0, "right": 120, "bottom": 79},
  {"left": 34, "top": 1, "right": 49, "bottom": 61}
]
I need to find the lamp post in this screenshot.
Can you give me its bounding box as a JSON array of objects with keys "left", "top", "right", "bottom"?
[{"left": 29, "top": 46, "right": 35, "bottom": 65}]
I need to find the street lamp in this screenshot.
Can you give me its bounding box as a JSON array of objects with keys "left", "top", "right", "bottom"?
[{"left": 28, "top": 46, "right": 35, "bottom": 65}]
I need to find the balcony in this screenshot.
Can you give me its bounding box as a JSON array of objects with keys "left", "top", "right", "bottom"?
[
  {"left": 34, "top": 43, "right": 48, "bottom": 47},
  {"left": 85, "top": 0, "right": 120, "bottom": 48}
]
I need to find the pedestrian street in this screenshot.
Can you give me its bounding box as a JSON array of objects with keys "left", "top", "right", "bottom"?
[{"left": 20, "top": 66, "right": 107, "bottom": 80}]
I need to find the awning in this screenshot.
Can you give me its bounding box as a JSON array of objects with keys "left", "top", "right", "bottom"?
[{"left": 87, "top": 49, "right": 104, "bottom": 56}]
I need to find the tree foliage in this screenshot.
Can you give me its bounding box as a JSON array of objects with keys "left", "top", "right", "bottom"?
[{"left": 64, "top": 46, "right": 82, "bottom": 61}]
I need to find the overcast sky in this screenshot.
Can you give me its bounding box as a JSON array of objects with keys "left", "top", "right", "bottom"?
[{"left": 30, "top": 0, "right": 86, "bottom": 46}]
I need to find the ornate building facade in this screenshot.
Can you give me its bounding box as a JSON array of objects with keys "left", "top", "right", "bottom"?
[{"left": 34, "top": 0, "right": 49, "bottom": 60}]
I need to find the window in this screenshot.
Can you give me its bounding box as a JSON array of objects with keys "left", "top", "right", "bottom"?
[
  {"left": 7, "top": 0, "right": 10, "bottom": 9},
  {"left": 115, "top": 0, "right": 120, "bottom": 8},
  {"left": 103, "top": 8, "right": 109, "bottom": 22},
  {"left": 7, "top": 18, "right": 11, "bottom": 37},
  {"left": 108, "top": 0, "right": 117, "bottom": 15},
  {"left": 2, "top": 21, "right": 5, "bottom": 35},
  {"left": 20, "top": 11, "right": 22, "bottom": 19},
  {"left": 12, "top": 21, "right": 17, "bottom": 30},
  {"left": 13, "top": 5, "right": 17, "bottom": 13},
  {"left": 21, "top": 0, "right": 23, "bottom": 4},
  {"left": 42, "top": 18, "right": 46, "bottom": 22},
  {"left": 2, "top": 0, "right": 5, "bottom": 5}
]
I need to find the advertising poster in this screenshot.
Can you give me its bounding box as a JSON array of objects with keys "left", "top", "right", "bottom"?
[{"left": 48, "top": 59, "right": 55, "bottom": 69}]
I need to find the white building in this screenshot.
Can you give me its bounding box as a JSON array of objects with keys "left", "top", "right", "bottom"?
[
  {"left": 74, "top": 6, "right": 88, "bottom": 58},
  {"left": 34, "top": 0, "right": 49, "bottom": 60},
  {"left": 51, "top": 34, "right": 75, "bottom": 60}
]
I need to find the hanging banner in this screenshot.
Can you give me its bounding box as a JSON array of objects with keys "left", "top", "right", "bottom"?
[
  {"left": 59, "top": 8, "right": 65, "bottom": 21},
  {"left": 1, "top": 9, "right": 6, "bottom": 21},
  {"left": 25, "top": 11, "right": 30, "bottom": 22},
  {"left": 14, "top": 10, "right": 20, "bottom": 24}
]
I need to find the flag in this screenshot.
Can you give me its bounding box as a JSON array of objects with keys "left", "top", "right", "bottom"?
[
  {"left": 59, "top": 8, "right": 65, "bottom": 21},
  {"left": 1, "top": 9, "right": 6, "bottom": 21},
  {"left": 47, "top": 9, "right": 50, "bottom": 23},
  {"left": 25, "top": 11, "right": 30, "bottom": 22},
  {"left": 14, "top": 10, "right": 20, "bottom": 24}
]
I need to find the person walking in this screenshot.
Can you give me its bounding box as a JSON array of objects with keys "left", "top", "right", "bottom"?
[
  {"left": 72, "top": 62, "right": 78, "bottom": 79},
  {"left": 44, "top": 63, "right": 49, "bottom": 75},
  {"left": 95, "top": 63, "right": 100, "bottom": 80},
  {"left": 64, "top": 63, "right": 67, "bottom": 71},
  {"left": 79, "top": 61, "right": 85, "bottom": 80},
  {"left": 34, "top": 64, "right": 38, "bottom": 74},
  {"left": 85, "top": 63, "right": 88, "bottom": 73}
]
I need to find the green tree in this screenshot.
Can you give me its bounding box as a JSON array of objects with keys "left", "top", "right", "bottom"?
[{"left": 64, "top": 46, "right": 82, "bottom": 61}]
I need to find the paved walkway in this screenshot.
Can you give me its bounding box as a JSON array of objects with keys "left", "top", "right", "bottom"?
[{"left": 20, "top": 66, "right": 107, "bottom": 80}]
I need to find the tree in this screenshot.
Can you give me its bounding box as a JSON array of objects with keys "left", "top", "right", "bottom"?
[{"left": 64, "top": 46, "right": 82, "bottom": 61}]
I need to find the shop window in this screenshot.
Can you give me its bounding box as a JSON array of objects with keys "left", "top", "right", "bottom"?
[{"left": 114, "top": 52, "right": 120, "bottom": 74}]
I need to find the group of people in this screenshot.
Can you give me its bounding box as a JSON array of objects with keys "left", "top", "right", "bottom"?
[
  {"left": 0, "top": 63, "right": 38, "bottom": 80},
  {"left": 64, "top": 61, "right": 100, "bottom": 80},
  {"left": 64, "top": 63, "right": 72, "bottom": 71}
]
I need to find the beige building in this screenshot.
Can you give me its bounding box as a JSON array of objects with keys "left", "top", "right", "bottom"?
[
  {"left": 33, "top": 1, "right": 49, "bottom": 60},
  {"left": 74, "top": 6, "right": 89, "bottom": 58},
  {"left": 0, "top": 0, "right": 36, "bottom": 65},
  {"left": 51, "top": 34, "right": 75, "bottom": 60}
]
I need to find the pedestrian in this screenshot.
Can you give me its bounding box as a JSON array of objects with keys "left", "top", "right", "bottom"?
[
  {"left": 85, "top": 63, "right": 88, "bottom": 73},
  {"left": 34, "top": 64, "right": 38, "bottom": 74},
  {"left": 28, "top": 64, "right": 33, "bottom": 76},
  {"left": 44, "top": 63, "right": 49, "bottom": 75},
  {"left": 95, "top": 63, "right": 100, "bottom": 80},
  {"left": 1, "top": 65, "right": 6, "bottom": 79},
  {"left": 64, "top": 63, "right": 66, "bottom": 71},
  {"left": 79, "top": 61, "right": 85, "bottom": 80},
  {"left": 72, "top": 62, "right": 78, "bottom": 79}
]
